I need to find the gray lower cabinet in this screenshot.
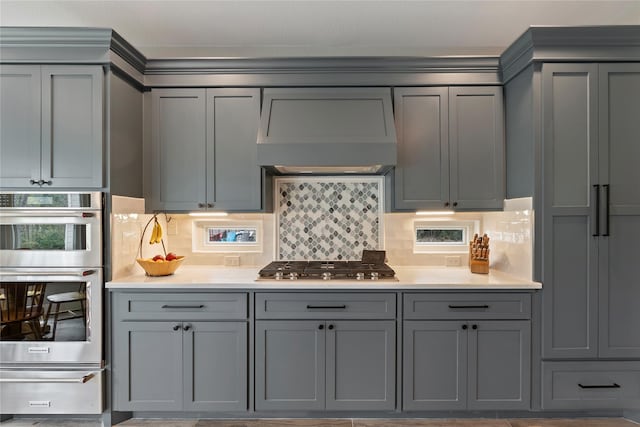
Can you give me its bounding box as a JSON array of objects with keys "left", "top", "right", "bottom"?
[
  {"left": 113, "top": 292, "right": 248, "bottom": 412},
  {"left": 255, "top": 319, "right": 395, "bottom": 411},
  {"left": 404, "top": 320, "right": 530, "bottom": 410},
  {"left": 0, "top": 64, "right": 104, "bottom": 188},
  {"left": 393, "top": 86, "right": 504, "bottom": 211},
  {"left": 148, "top": 88, "right": 263, "bottom": 212},
  {"left": 113, "top": 320, "right": 247, "bottom": 412}
]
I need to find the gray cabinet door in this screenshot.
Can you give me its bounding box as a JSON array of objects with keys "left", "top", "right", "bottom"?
[
  {"left": 150, "top": 89, "right": 206, "bottom": 211},
  {"left": 113, "top": 321, "right": 183, "bottom": 411},
  {"left": 542, "top": 63, "right": 599, "bottom": 359},
  {"left": 449, "top": 86, "right": 504, "bottom": 210},
  {"left": 403, "top": 320, "right": 467, "bottom": 410},
  {"left": 255, "top": 320, "right": 325, "bottom": 410},
  {"left": 183, "top": 321, "right": 248, "bottom": 411},
  {"left": 326, "top": 320, "right": 395, "bottom": 410},
  {"left": 393, "top": 87, "right": 449, "bottom": 210},
  {"left": 0, "top": 65, "right": 41, "bottom": 188},
  {"left": 206, "top": 88, "right": 262, "bottom": 211},
  {"left": 41, "top": 66, "right": 103, "bottom": 188},
  {"left": 598, "top": 63, "right": 640, "bottom": 359},
  {"left": 468, "top": 320, "right": 531, "bottom": 410}
]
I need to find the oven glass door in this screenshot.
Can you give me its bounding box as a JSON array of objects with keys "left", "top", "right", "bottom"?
[
  {"left": 0, "top": 268, "right": 102, "bottom": 364},
  {"left": 0, "top": 212, "right": 101, "bottom": 268}
]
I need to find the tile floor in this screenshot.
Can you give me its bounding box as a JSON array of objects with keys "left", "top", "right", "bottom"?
[{"left": 1, "top": 419, "right": 638, "bottom": 427}]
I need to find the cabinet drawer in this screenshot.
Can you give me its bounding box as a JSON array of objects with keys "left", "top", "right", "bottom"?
[
  {"left": 255, "top": 293, "right": 396, "bottom": 319},
  {"left": 0, "top": 369, "right": 103, "bottom": 414},
  {"left": 114, "top": 292, "right": 247, "bottom": 321},
  {"left": 542, "top": 361, "right": 640, "bottom": 410},
  {"left": 404, "top": 293, "right": 531, "bottom": 320}
]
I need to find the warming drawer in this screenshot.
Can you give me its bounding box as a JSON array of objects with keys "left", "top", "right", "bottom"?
[{"left": 0, "top": 369, "right": 103, "bottom": 414}]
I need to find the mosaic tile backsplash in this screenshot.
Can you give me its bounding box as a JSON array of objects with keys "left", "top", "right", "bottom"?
[{"left": 277, "top": 178, "right": 383, "bottom": 260}]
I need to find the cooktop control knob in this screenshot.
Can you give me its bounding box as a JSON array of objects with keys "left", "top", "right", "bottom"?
[
  {"left": 356, "top": 272, "right": 365, "bottom": 280},
  {"left": 289, "top": 272, "right": 298, "bottom": 280},
  {"left": 274, "top": 271, "right": 284, "bottom": 280},
  {"left": 322, "top": 272, "right": 332, "bottom": 280},
  {"left": 370, "top": 272, "right": 379, "bottom": 281}
]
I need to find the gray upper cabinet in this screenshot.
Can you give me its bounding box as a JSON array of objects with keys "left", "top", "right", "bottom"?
[
  {"left": 0, "top": 65, "right": 41, "bottom": 188},
  {"left": 207, "top": 89, "right": 262, "bottom": 211},
  {"left": 542, "top": 63, "right": 640, "bottom": 360},
  {"left": 148, "top": 88, "right": 263, "bottom": 212},
  {"left": 0, "top": 65, "right": 104, "bottom": 189},
  {"left": 449, "top": 87, "right": 505, "bottom": 210},
  {"left": 150, "top": 89, "right": 207, "bottom": 211},
  {"left": 393, "top": 87, "right": 449, "bottom": 210},
  {"left": 393, "top": 86, "right": 504, "bottom": 211}
]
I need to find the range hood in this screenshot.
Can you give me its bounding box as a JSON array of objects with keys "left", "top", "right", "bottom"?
[{"left": 257, "top": 88, "right": 397, "bottom": 174}]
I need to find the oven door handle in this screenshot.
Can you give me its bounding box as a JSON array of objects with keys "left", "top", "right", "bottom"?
[
  {"left": 0, "top": 373, "right": 97, "bottom": 384},
  {"left": 0, "top": 269, "right": 96, "bottom": 277},
  {"left": 0, "top": 210, "right": 98, "bottom": 217}
]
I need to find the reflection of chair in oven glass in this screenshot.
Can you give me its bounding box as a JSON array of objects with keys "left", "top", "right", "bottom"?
[
  {"left": 42, "top": 285, "right": 86, "bottom": 340},
  {"left": 0, "top": 283, "right": 47, "bottom": 340}
]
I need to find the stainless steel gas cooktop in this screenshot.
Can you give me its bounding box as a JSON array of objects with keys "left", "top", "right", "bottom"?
[{"left": 257, "top": 260, "right": 396, "bottom": 281}]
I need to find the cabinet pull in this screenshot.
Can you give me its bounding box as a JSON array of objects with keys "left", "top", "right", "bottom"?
[
  {"left": 207, "top": 203, "right": 214, "bottom": 208},
  {"left": 448, "top": 304, "right": 489, "bottom": 309},
  {"left": 183, "top": 323, "right": 192, "bottom": 331},
  {"left": 172, "top": 324, "right": 181, "bottom": 331},
  {"left": 161, "top": 304, "right": 205, "bottom": 309},
  {"left": 462, "top": 324, "right": 468, "bottom": 330},
  {"left": 453, "top": 202, "right": 458, "bottom": 207},
  {"left": 318, "top": 324, "right": 324, "bottom": 330},
  {"left": 306, "top": 304, "right": 346, "bottom": 310},
  {"left": 328, "top": 324, "right": 335, "bottom": 330},
  {"left": 444, "top": 202, "right": 450, "bottom": 207},
  {"left": 592, "top": 184, "right": 600, "bottom": 237},
  {"left": 602, "top": 184, "right": 610, "bottom": 237},
  {"left": 42, "top": 180, "right": 52, "bottom": 185},
  {"left": 472, "top": 324, "right": 478, "bottom": 330},
  {"left": 578, "top": 383, "right": 620, "bottom": 389},
  {"left": 198, "top": 203, "right": 205, "bottom": 208},
  {"left": 29, "top": 179, "right": 39, "bottom": 185}
]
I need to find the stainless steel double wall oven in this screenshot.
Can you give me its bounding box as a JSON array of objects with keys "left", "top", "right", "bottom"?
[{"left": 0, "top": 192, "right": 103, "bottom": 415}]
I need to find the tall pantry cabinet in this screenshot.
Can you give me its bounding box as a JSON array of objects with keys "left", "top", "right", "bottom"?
[{"left": 504, "top": 39, "right": 640, "bottom": 409}]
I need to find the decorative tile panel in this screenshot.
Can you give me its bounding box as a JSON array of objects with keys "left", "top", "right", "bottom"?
[{"left": 276, "top": 177, "right": 384, "bottom": 260}]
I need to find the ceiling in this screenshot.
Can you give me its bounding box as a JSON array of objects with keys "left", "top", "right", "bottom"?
[{"left": 1, "top": 0, "right": 639, "bottom": 58}]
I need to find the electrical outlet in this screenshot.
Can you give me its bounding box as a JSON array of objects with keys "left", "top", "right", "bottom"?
[
  {"left": 445, "top": 256, "right": 462, "bottom": 267},
  {"left": 224, "top": 256, "right": 240, "bottom": 267}
]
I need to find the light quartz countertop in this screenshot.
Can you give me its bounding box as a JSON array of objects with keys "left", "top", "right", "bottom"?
[{"left": 106, "top": 265, "right": 541, "bottom": 290}]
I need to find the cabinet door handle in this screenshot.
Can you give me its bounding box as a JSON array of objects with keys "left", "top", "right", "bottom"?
[
  {"left": 578, "top": 383, "right": 620, "bottom": 389},
  {"left": 207, "top": 203, "right": 214, "bottom": 208},
  {"left": 42, "top": 180, "right": 52, "bottom": 186},
  {"left": 592, "top": 184, "right": 600, "bottom": 237},
  {"left": 444, "top": 202, "right": 450, "bottom": 207},
  {"left": 448, "top": 304, "right": 489, "bottom": 309},
  {"left": 328, "top": 324, "right": 334, "bottom": 330},
  {"left": 29, "top": 179, "right": 40, "bottom": 185},
  {"left": 183, "top": 324, "right": 192, "bottom": 331},
  {"left": 306, "top": 305, "right": 347, "bottom": 310},
  {"left": 161, "top": 304, "right": 205, "bottom": 309},
  {"left": 453, "top": 202, "right": 458, "bottom": 207},
  {"left": 172, "top": 324, "right": 181, "bottom": 331},
  {"left": 462, "top": 324, "right": 468, "bottom": 330},
  {"left": 472, "top": 324, "right": 478, "bottom": 330},
  {"left": 602, "top": 184, "right": 610, "bottom": 237},
  {"left": 318, "top": 324, "right": 324, "bottom": 330}
]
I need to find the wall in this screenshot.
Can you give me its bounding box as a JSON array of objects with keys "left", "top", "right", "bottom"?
[{"left": 111, "top": 194, "right": 533, "bottom": 281}]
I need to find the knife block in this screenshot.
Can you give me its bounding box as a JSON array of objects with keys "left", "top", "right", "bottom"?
[{"left": 469, "top": 235, "right": 490, "bottom": 274}]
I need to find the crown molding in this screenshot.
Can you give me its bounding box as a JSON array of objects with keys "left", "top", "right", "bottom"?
[{"left": 501, "top": 25, "right": 640, "bottom": 83}]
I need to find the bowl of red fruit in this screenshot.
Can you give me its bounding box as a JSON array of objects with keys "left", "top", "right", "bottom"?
[{"left": 136, "top": 252, "right": 185, "bottom": 276}]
